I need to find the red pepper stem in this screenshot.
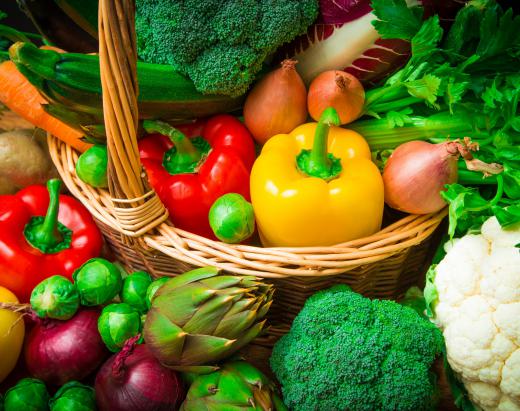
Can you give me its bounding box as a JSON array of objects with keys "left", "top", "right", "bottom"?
[
  {"left": 29, "top": 179, "right": 63, "bottom": 248},
  {"left": 143, "top": 120, "right": 201, "bottom": 169},
  {"left": 297, "top": 107, "right": 342, "bottom": 180}
]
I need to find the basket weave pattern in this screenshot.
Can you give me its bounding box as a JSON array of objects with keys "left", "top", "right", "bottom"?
[{"left": 47, "top": 0, "right": 446, "bottom": 332}]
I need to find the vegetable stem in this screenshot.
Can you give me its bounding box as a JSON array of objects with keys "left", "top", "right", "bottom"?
[
  {"left": 296, "top": 107, "right": 342, "bottom": 180},
  {"left": 143, "top": 120, "right": 204, "bottom": 175},
  {"left": 24, "top": 179, "right": 72, "bottom": 254}
]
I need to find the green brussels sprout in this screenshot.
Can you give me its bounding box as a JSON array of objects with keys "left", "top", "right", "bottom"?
[
  {"left": 49, "top": 381, "right": 95, "bottom": 411},
  {"left": 30, "top": 275, "right": 79, "bottom": 320},
  {"left": 145, "top": 277, "right": 169, "bottom": 309},
  {"left": 73, "top": 258, "right": 123, "bottom": 306},
  {"left": 76, "top": 145, "right": 108, "bottom": 188},
  {"left": 98, "top": 303, "right": 141, "bottom": 352},
  {"left": 120, "top": 271, "right": 152, "bottom": 313},
  {"left": 209, "top": 193, "right": 255, "bottom": 243},
  {"left": 4, "top": 378, "right": 49, "bottom": 411}
]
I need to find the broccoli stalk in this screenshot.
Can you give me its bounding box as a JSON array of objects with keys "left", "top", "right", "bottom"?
[
  {"left": 135, "top": 0, "right": 318, "bottom": 97},
  {"left": 270, "top": 286, "right": 444, "bottom": 411}
]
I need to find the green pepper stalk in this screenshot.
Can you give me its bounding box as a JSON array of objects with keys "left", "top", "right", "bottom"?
[
  {"left": 297, "top": 107, "right": 342, "bottom": 180},
  {"left": 24, "top": 179, "right": 72, "bottom": 254},
  {"left": 142, "top": 120, "right": 210, "bottom": 175}
]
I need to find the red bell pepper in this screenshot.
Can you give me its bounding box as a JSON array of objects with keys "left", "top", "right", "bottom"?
[
  {"left": 139, "top": 115, "right": 256, "bottom": 239},
  {"left": 0, "top": 179, "right": 103, "bottom": 301}
]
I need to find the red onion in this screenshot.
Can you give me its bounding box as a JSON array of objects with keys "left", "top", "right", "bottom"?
[
  {"left": 24, "top": 308, "right": 108, "bottom": 386},
  {"left": 95, "top": 336, "right": 185, "bottom": 411},
  {"left": 383, "top": 139, "right": 503, "bottom": 214}
]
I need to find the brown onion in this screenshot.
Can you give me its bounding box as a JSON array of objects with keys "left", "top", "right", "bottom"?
[
  {"left": 383, "top": 139, "right": 503, "bottom": 214},
  {"left": 308, "top": 70, "right": 365, "bottom": 125},
  {"left": 244, "top": 59, "right": 307, "bottom": 144}
]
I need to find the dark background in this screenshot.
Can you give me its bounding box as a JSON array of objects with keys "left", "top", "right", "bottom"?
[
  {"left": 2, "top": 1, "right": 36, "bottom": 32},
  {"left": 3, "top": 0, "right": 519, "bottom": 36}
]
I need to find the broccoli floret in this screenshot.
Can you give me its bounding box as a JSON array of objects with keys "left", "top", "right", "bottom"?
[
  {"left": 270, "top": 286, "right": 444, "bottom": 411},
  {"left": 135, "top": 0, "right": 318, "bottom": 97}
]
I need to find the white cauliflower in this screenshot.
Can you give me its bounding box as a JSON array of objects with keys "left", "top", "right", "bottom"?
[{"left": 431, "top": 216, "right": 520, "bottom": 411}]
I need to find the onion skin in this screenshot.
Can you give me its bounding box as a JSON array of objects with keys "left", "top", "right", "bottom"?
[
  {"left": 24, "top": 308, "right": 108, "bottom": 386},
  {"left": 244, "top": 59, "right": 307, "bottom": 144},
  {"left": 383, "top": 141, "right": 459, "bottom": 214},
  {"left": 308, "top": 70, "right": 365, "bottom": 125},
  {"left": 95, "top": 343, "right": 185, "bottom": 411}
]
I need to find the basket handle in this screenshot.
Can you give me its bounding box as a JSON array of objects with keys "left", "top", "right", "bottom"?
[{"left": 98, "top": 0, "right": 168, "bottom": 237}]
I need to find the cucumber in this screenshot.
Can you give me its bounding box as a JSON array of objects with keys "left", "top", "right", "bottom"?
[{"left": 10, "top": 42, "right": 243, "bottom": 120}]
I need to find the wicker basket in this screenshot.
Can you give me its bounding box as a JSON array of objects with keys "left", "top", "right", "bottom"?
[{"left": 47, "top": 0, "right": 446, "bottom": 335}]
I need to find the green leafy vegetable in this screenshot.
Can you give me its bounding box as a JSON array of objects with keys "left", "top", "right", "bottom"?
[
  {"left": 4, "top": 378, "right": 49, "bottom": 411},
  {"left": 30, "top": 275, "right": 79, "bottom": 320},
  {"left": 49, "top": 381, "right": 96, "bottom": 411},
  {"left": 73, "top": 258, "right": 123, "bottom": 306},
  {"left": 371, "top": 0, "right": 423, "bottom": 40},
  {"left": 120, "top": 271, "right": 152, "bottom": 313},
  {"left": 98, "top": 303, "right": 141, "bottom": 352},
  {"left": 360, "top": 0, "right": 520, "bottom": 236},
  {"left": 145, "top": 277, "right": 169, "bottom": 310}
]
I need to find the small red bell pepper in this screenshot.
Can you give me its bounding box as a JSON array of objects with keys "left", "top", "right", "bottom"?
[
  {"left": 0, "top": 179, "right": 103, "bottom": 301},
  {"left": 139, "top": 115, "right": 256, "bottom": 239}
]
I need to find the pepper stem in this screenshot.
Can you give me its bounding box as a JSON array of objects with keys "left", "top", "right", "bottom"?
[
  {"left": 297, "top": 107, "right": 343, "bottom": 180},
  {"left": 143, "top": 120, "right": 204, "bottom": 175},
  {"left": 28, "top": 179, "right": 63, "bottom": 246}
]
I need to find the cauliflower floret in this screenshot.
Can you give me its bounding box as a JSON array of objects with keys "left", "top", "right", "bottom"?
[
  {"left": 482, "top": 217, "right": 520, "bottom": 248},
  {"left": 432, "top": 216, "right": 520, "bottom": 411}
]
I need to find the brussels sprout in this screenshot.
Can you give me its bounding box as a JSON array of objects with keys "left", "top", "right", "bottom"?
[
  {"left": 209, "top": 193, "right": 255, "bottom": 243},
  {"left": 145, "top": 277, "right": 169, "bottom": 309},
  {"left": 49, "top": 381, "right": 95, "bottom": 411},
  {"left": 73, "top": 258, "right": 122, "bottom": 306},
  {"left": 98, "top": 303, "right": 141, "bottom": 352},
  {"left": 76, "top": 145, "right": 108, "bottom": 188},
  {"left": 4, "top": 378, "right": 49, "bottom": 411},
  {"left": 30, "top": 275, "right": 79, "bottom": 320},
  {"left": 120, "top": 271, "right": 152, "bottom": 313}
]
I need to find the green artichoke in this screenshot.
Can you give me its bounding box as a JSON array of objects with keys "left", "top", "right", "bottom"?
[
  {"left": 180, "top": 361, "right": 287, "bottom": 411},
  {"left": 143, "top": 267, "right": 273, "bottom": 373},
  {"left": 49, "top": 381, "right": 96, "bottom": 411},
  {"left": 4, "top": 378, "right": 49, "bottom": 411}
]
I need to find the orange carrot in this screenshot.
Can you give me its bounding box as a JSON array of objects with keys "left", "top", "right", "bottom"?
[{"left": 0, "top": 60, "right": 91, "bottom": 152}]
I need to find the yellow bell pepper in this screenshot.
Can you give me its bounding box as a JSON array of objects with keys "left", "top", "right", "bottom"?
[
  {"left": 0, "top": 286, "right": 25, "bottom": 382},
  {"left": 250, "top": 107, "right": 384, "bottom": 247}
]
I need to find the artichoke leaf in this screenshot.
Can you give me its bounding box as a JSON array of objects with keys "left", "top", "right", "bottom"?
[
  {"left": 154, "top": 283, "right": 215, "bottom": 325},
  {"left": 183, "top": 294, "right": 235, "bottom": 335},
  {"left": 181, "top": 334, "right": 236, "bottom": 365},
  {"left": 162, "top": 266, "right": 220, "bottom": 290},
  {"left": 144, "top": 309, "right": 185, "bottom": 363}
]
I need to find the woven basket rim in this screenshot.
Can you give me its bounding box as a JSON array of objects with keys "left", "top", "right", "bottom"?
[
  {"left": 48, "top": 135, "right": 446, "bottom": 279},
  {"left": 46, "top": 0, "right": 446, "bottom": 280}
]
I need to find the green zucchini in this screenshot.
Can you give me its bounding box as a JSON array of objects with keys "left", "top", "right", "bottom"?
[{"left": 10, "top": 42, "right": 243, "bottom": 120}]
